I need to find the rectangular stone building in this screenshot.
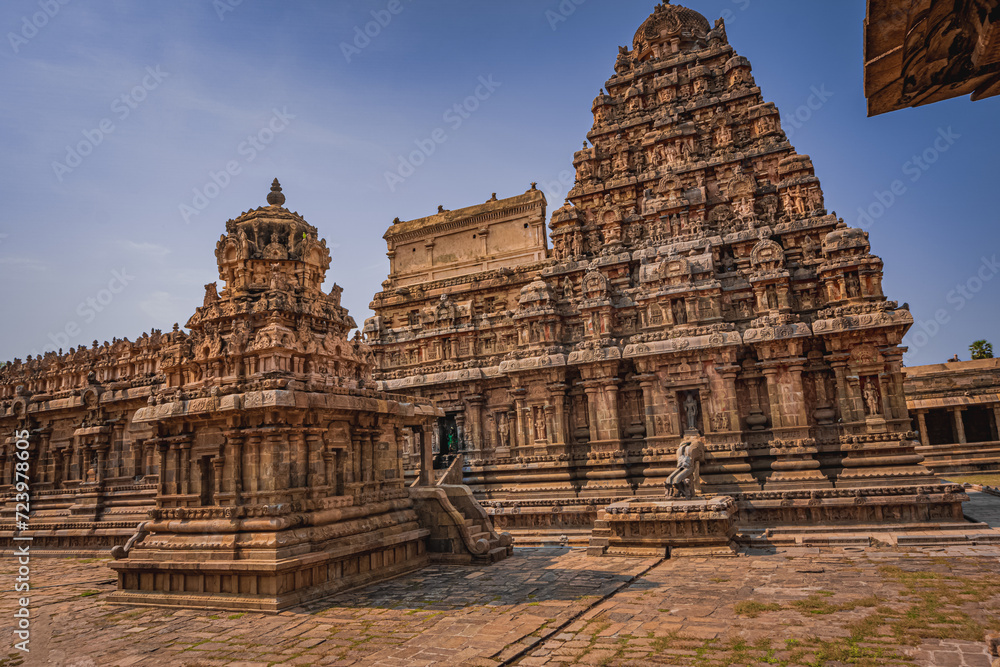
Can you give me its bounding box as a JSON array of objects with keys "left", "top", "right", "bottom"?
[{"left": 906, "top": 358, "right": 1000, "bottom": 475}]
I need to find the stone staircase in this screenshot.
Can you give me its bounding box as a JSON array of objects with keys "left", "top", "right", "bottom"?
[
  {"left": 410, "top": 483, "right": 514, "bottom": 565},
  {"left": 586, "top": 509, "right": 612, "bottom": 556}
]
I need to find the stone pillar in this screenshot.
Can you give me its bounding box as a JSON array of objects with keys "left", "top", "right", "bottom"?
[
  {"left": 787, "top": 363, "right": 809, "bottom": 428},
  {"left": 359, "top": 429, "right": 373, "bottom": 484},
  {"left": 604, "top": 381, "right": 621, "bottom": 442},
  {"left": 180, "top": 442, "right": 191, "bottom": 495},
  {"left": 417, "top": 426, "right": 432, "bottom": 486},
  {"left": 915, "top": 411, "right": 930, "bottom": 447},
  {"left": 455, "top": 413, "right": 467, "bottom": 452},
  {"left": 230, "top": 436, "right": 243, "bottom": 502},
  {"left": 157, "top": 443, "right": 169, "bottom": 496},
  {"left": 63, "top": 449, "right": 71, "bottom": 486},
  {"left": 292, "top": 432, "right": 308, "bottom": 488},
  {"left": 212, "top": 456, "right": 224, "bottom": 501},
  {"left": 144, "top": 442, "right": 155, "bottom": 477},
  {"left": 761, "top": 367, "right": 783, "bottom": 429},
  {"left": 952, "top": 408, "right": 967, "bottom": 444},
  {"left": 96, "top": 446, "right": 108, "bottom": 483},
  {"left": 168, "top": 443, "right": 180, "bottom": 495},
  {"left": 304, "top": 431, "right": 323, "bottom": 489},
  {"left": 38, "top": 431, "right": 51, "bottom": 484},
  {"left": 549, "top": 384, "right": 568, "bottom": 445},
  {"left": 514, "top": 395, "right": 527, "bottom": 451},
  {"left": 249, "top": 435, "right": 262, "bottom": 499},
  {"left": 720, "top": 368, "right": 740, "bottom": 432},
  {"left": 543, "top": 405, "right": 555, "bottom": 444},
  {"left": 584, "top": 384, "right": 600, "bottom": 444},
  {"left": 637, "top": 376, "right": 658, "bottom": 438},
  {"left": 831, "top": 361, "right": 854, "bottom": 423},
  {"left": 113, "top": 423, "right": 125, "bottom": 477},
  {"left": 993, "top": 404, "right": 1000, "bottom": 441},
  {"left": 467, "top": 397, "right": 484, "bottom": 456}
]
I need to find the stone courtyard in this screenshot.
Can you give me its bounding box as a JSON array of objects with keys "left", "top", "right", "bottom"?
[{"left": 6, "top": 490, "right": 998, "bottom": 667}]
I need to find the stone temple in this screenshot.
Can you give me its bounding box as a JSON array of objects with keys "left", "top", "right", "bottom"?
[
  {"left": 366, "top": 1, "right": 969, "bottom": 545},
  {"left": 0, "top": 180, "right": 511, "bottom": 611}
]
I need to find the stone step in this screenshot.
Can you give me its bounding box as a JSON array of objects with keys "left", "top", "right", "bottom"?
[
  {"left": 486, "top": 546, "right": 509, "bottom": 563},
  {"left": 895, "top": 534, "right": 977, "bottom": 546},
  {"left": 765, "top": 521, "right": 990, "bottom": 536},
  {"left": 800, "top": 535, "right": 873, "bottom": 547}
]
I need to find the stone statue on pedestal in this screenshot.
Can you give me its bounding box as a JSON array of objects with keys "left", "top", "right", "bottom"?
[{"left": 665, "top": 437, "right": 706, "bottom": 499}]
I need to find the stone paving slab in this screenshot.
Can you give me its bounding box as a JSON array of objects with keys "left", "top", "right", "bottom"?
[
  {"left": 1, "top": 545, "right": 998, "bottom": 666},
  {"left": 962, "top": 490, "right": 1000, "bottom": 528}
]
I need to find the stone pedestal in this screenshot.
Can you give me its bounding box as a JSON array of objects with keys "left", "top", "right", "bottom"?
[{"left": 588, "top": 496, "right": 738, "bottom": 558}]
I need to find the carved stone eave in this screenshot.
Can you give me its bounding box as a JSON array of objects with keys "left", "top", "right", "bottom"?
[
  {"left": 499, "top": 355, "right": 569, "bottom": 374},
  {"left": 624, "top": 331, "right": 742, "bottom": 359},
  {"left": 812, "top": 309, "right": 912, "bottom": 336}
]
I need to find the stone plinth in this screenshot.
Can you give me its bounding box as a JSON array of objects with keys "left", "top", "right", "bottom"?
[
  {"left": 109, "top": 493, "right": 430, "bottom": 613},
  {"left": 588, "top": 496, "right": 738, "bottom": 558}
]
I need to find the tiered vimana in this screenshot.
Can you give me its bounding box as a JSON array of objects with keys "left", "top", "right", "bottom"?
[
  {"left": 1, "top": 181, "right": 511, "bottom": 611},
  {"left": 367, "top": 2, "right": 968, "bottom": 545}
]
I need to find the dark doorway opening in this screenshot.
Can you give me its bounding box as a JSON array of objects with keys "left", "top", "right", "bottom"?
[
  {"left": 924, "top": 409, "right": 956, "bottom": 445},
  {"left": 436, "top": 415, "right": 459, "bottom": 470},
  {"left": 199, "top": 456, "right": 215, "bottom": 507},
  {"left": 963, "top": 406, "right": 995, "bottom": 443}
]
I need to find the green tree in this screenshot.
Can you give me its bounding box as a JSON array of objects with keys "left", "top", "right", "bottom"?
[{"left": 970, "top": 340, "right": 994, "bottom": 360}]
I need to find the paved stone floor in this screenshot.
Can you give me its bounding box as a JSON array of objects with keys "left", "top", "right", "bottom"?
[
  {"left": 963, "top": 490, "right": 1000, "bottom": 528},
  {"left": 2, "top": 541, "right": 999, "bottom": 667}
]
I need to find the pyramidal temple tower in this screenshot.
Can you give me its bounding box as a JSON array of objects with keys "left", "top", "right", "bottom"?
[{"left": 368, "top": 2, "right": 968, "bottom": 544}]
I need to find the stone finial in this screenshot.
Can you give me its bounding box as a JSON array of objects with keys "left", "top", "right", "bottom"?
[
  {"left": 530, "top": 182, "right": 537, "bottom": 190},
  {"left": 438, "top": 205, "right": 445, "bottom": 213},
  {"left": 267, "top": 178, "right": 286, "bottom": 207},
  {"left": 491, "top": 193, "right": 498, "bottom": 201}
]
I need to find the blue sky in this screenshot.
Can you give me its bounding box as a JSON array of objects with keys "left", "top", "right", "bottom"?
[{"left": 0, "top": 0, "right": 997, "bottom": 365}]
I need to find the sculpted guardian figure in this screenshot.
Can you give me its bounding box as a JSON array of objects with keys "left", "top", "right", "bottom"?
[{"left": 665, "top": 437, "right": 706, "bottom": 499}]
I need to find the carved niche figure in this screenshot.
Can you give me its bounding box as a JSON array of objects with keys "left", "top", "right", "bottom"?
[
  {"left": 684, "top": 391, "right": 700, "bottom": 433},
  {"left": 863, "top": 378, "right": 883, "bottom": 417},
  {"left": 263, "top": 233, "right": 288, "bottom": 260},
  {"left": 801, "top": 235, "right": 817, "bottom": 260},
  {"left": 533, "top": 408, "right": 547, "bottom": 441},
  {"left": 497, "top": 413, "right": 511, "bottom": 448},
  {"left": 665, "top": 436, "right": 706, "bottom": 499},
  {"left": 845, "top": 272, "right": 863, "bottom": 298}
]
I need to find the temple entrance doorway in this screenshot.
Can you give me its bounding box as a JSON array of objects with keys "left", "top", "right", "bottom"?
[{"left": 436, "top": 414, "right": 459, "bottom": 469}]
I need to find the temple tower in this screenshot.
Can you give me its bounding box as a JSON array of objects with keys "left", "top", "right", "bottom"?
[{"left": 368, "top": 2, "right": 967, "bottom": 543}]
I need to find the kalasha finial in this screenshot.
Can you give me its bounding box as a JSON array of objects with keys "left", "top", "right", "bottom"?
[{"left": 267, "top": 178, "right": 286, "bottom": 207}]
